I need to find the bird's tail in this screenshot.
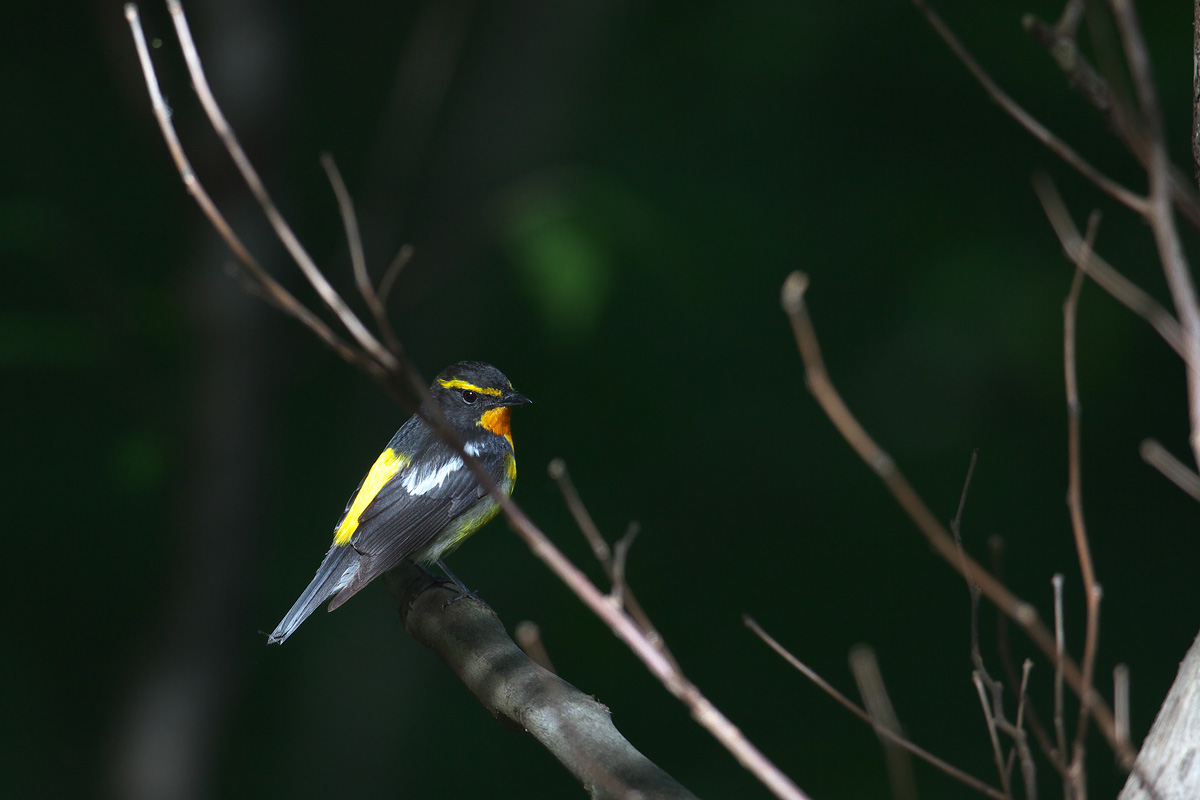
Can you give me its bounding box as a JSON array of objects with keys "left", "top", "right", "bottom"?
[{"left": 267, "top": 544, "right": 359, "bottom": 645}]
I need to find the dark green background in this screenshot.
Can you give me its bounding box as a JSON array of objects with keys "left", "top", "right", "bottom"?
[{"left": 4, "top": 1, "right": 1196, "bottom": 798}]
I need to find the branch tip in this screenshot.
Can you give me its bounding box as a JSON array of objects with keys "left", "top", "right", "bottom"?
[{"left": 780, "top": 271, "right": 810, "bottom": 314}]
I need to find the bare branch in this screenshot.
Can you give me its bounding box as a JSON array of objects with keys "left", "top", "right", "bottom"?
[
  {"left": 123, "top": 4, "right": 373, "bottom": 377},
  {"left": 1110, "top": 0, "right": 1200, "bottom": 468},
  {"left": 319, "top": 154, "right": 405, "bottom": 357},
  {"left": 162, "top": 0, "right": 401, "bottom": 375},
  {"left": 1194, "top": 0, "right": 1200, "bottom": 190},
  {"left": 1021, "top": 7, "right": 1200, "bottom": 231},
  {"left": 387, "top": 566, "right": 697, "bottom": 800},
  {"left": 1063, "top": 213, "right": 1099, "bottom": 602},
  {"left": 746, "top": 617, "right": 1006, "bottom": 800},
  {"left": 1117, "top": 634, "right": 1200, "bottom": 800},
  {"left": 1114, "top": 663, "right": 1131, "bottom": 753},
  {"left": 1139, "top": 439, "right": 1200, "bottom": 501},
  {"left": 908, "top": 0, "right": 1148, "bottom": 215},
  {"left": 973, "top": 671, "right": 1013, "bottom": 799},
  {"left": 1013, "top": 660, "right": 1038, "bottom": 800},
  {"left": 991, "top": 540, "right": 1060, "bottom": 767},
  {"left": 548, "top": 458, "right": 611, "bottom": 563},
  {"left": 1034, "top": 175, "right": 1186, "bottom": 359},
  {"left": 130, "top": 6, "right": 810, "bottom": 795},
  {"left": 548, "top": 459, "right": 677, "bottom": 669},
  {"left": 378, "top": 244, "right": 414, "bottom": 309},
  {"left": 779, "top": 271, "right": 1122, "bottom": 752},
  {"left": 849, "top": 645, "right": 918, "bottom": 800},
  {"left": 1053, "top": 573, "right": 1069, "bottom": 769},
  {"left": 610, "top": 522, "right": 640, "bottom": 620}
]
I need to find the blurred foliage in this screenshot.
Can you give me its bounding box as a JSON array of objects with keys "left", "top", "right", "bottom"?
[{"left": 2, "top": 1, "right": 1197, "bottom": 799}]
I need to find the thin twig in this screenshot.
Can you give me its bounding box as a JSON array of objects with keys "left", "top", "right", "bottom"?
[
  {"left": 1140, "top": 439, "right": 1200, "bottom": 502},
  {"left": 1022, "top": 2, "right": 1200, "bottom": 233},
  {"left": 991, "top": 540, "right": 1061, "bottom": 769},
  {"left": 849, "top": 645, "right": 918, "bottom": 800},
  {"left": 1064, "top": 213, "right": 1099, "bottom": 605},
  {"left": 909, "top": 0, "right": 1149, "bottom": 215},
  {"left": 951, "top": 452, "right": 1033, "bottom": 797},
  {"left": 779, "top": 271, "right": 1122, "bottom": 751},
  {"left": 1113, "top": 663, "right": 1130, "bottom": 753},
  {"left": 547, "top": 459, "right": 677, "bottom": 669},
  {"left": 1034, "top": 175, "right": 1186, "bottom": 359},
  {"left": 123, "top": 4, "right": 372, "bottom": 377},
  {"left": 1063, "top": 209, "right": 1104, "bottom": 798},
  {"left": 548, "top": 458, "right": 610, "bottom": 563},
  {"left": 950, "top": 450, "right": 985, "bottom": 677},
  {"left": 1053, "top": 573, "right": 1069, "bottom": 770},
  {"left": 378, "top": 244, "right": 414, "bottom": 308},
  {"left": 746, "top": 617, "right": 1006, "bottom": 800},
  {"left": 319, "top": 154, "right": 405, "bottom": 357},
  {"left": 1014, "top": 659, "right": 1038, "bottom": 800},
  {"left": 610, "top": 522, "right": 640, "bottom": 618},
  {"left": 1111, "top": 0, "right": 1200, "bottom": 468},
  {"left": 163, "top": 0, "right": 401, "bottom": 376},
  {"left": 973, "top": 672, "right": 1014, "bottom": 799},
  {"left": 1194, "top": 0, "right": 1200, "bottom": 191},
  {"left": 1070, "top": 584, "right": 1103, "bottom": 783}
]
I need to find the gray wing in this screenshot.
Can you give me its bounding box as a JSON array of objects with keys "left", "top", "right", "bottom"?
[{"left": 327, "top": 443, "right": 493, "bottom": 608}]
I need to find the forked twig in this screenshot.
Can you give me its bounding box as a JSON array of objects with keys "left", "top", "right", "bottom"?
[
  {"left": 124, "top": 4, "right": 373, "bottom": 378},
  {"left": 1034, "top": 176, "right": 1186, "bottom": 359},
  {"left": 972, "top": 671, "right": 1013, "bottom": 799},
  {"left": 951, "top": 452, "right": 1037, "bottom": 798},
  {"left": 161, "top": 0, "right": 401, "bottom": 376},
  {"left": 547, "top": 459, "right": 677, "bottom": 669},
  {"left": 319, "top": 154, "right": 405, "bottom": 358}
]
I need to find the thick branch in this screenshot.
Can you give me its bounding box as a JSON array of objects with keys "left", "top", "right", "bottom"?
[
  {"left": 385, "top": 564, "right": 698, "bottom": 800},
  {"left": 1118, "top": 632, "right": 1200, "bottom": 800}
]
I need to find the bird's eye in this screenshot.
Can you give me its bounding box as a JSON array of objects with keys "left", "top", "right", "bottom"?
[{"left": 461, "top": 389, "right": 478, "bottom": 404}]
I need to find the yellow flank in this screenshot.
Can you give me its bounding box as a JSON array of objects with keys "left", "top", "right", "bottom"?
[
  {"left": 423, "top": 465, "right": 516, "bottom": 563},
  {"left": 437, "top": 378, "right": 501, "bottom": 396},
  {"left": 334, "top": 448, "right": 410, "bottom": 545},
  {"left": 479, "top": 407, "right": 514, "bottom": 449}
]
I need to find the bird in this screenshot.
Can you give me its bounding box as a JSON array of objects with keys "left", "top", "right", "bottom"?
[{"left": 268, "top": 361, "right": 531, "bottom": 644}]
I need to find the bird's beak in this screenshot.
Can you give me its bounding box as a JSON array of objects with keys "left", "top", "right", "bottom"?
[{"left": 501, "top": 391, "right": 532, "bottom": 407}]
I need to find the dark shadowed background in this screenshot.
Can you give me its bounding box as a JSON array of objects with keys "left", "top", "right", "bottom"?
[{"left": 4, "top": 1, "right": 1197, "bottom": 798}]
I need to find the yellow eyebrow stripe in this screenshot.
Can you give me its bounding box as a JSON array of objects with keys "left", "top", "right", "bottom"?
[
  {"left": 334, "top": 448, "right": 410, "bottom": 545},
  {"left": 438, "top": 378, "right": 501, "bottom": 396}
]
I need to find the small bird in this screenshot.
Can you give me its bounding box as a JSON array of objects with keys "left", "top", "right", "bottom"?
[{"left": 268, "top": 361, "right": 531, "bottom": 644}]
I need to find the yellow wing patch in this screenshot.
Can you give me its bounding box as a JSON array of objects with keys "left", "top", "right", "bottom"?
[
  {"left": 438, "top": 378, "right": 502, "bottom": 396},
  {"left": 334, "top": 448, "right": 410, "bottom": 545}
]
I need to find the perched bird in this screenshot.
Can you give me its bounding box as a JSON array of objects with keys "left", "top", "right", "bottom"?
[{"left": 268, "top": 361, "right": 531, "bottom": 644}]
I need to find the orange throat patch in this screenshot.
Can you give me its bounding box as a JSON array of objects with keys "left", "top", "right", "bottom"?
[{"left": 479, "top": 407, "right": 513, "bottom": 448}]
